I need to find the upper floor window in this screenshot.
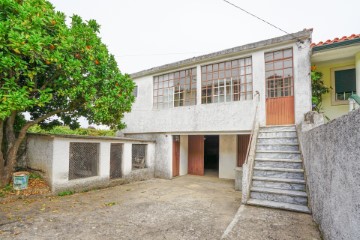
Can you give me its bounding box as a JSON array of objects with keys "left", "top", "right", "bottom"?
[
  {"left": 331, "top": 66, "right": 356, "bottom": 105},
  {"left": 265, "top": 48, "right": 294, "bottom": 98},
  {"left": 153, "top": 68, "right": 197, "bottom": 109},
  {"left": 201, "top": 57, "right": 253, "bottom": 104},
  {"left": 132, "top": 85, "right": 138, "bottom": 97}
]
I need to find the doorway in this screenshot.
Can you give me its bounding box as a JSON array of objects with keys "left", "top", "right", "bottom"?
[{"left": 204, "top": 135, "right": 219, "bottom": 176}]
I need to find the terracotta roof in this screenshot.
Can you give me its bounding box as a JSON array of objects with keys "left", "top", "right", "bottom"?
[{"left": 311, "top": 34, "right": 360, "bottom": 48}]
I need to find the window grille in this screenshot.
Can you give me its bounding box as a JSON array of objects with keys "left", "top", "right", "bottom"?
[
  {"left": 110, "top": 143, "right": 123, "bottom": 179},
  {"left": 265, "top": 48, "right": 294, "bottom": 98},
  {"left": 132, "top": 144, "right": 147, "bottom": 170},
  {"left": 69, "top": 143, "right": 99, "bottom": 180},
  {"left": 153, "top": 68, "right": 197, "bottom": 109},
  {"left": 201, "top": 57, "right": 253, "bottom": 104}
]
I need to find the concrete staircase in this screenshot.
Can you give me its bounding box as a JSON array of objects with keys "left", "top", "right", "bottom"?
[{"left": 247, "top": 125, "right": 310, "bottom": 213}]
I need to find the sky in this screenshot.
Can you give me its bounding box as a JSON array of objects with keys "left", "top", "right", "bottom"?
[{"left": 48, "top": 0, "right": 359, "bottom": 75}]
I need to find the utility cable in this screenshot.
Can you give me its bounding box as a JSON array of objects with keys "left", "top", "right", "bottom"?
[{"left": 221, "top": 0, "right": 304, "bottom": 43}]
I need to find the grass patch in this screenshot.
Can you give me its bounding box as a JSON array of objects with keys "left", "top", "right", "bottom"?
[
  {"left": 57, "top": 190, "right": 74, "bottom": 196},
  {"left": 104, "top": 202, "right": 116, "bottom": 207},
  {"left": 29, "top": 172, "right": 43, "bottom": 179},
  {"left": 0, "top": 184, "right": 14, "bottom": 198}
]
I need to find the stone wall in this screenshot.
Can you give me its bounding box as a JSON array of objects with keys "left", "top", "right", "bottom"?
[{"left": 298, "top": 109, "right": 360, "bottom": 240}]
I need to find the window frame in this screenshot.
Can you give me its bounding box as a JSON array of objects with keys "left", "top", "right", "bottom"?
[
  {"left": 264, "top": 48, "right": 294, "bottom": 99},
  {"left": 331, "top": 65, "right": 356, "bottom": 105},
  {"left": 153, "top": 68, "right": 197, "bottom": 109},
  {"left": 200, "top": 57, "right": 253, "bottom": 104}
]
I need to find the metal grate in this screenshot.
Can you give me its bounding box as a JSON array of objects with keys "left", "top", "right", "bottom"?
[
  {"left": 132, "top": 144, "right": 147, "bottom": 170},
  {"left": 110, "top": 143, "right": 123, "bottom": 179},
  {"left": 69, "top": 142, "right": 99, "bottom": 180}
]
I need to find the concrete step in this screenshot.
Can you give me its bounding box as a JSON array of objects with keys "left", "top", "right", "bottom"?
[
  {"left": 247, "top": 199, "right": 310, "bottom": 213},
  {"left": 252, "top": 177, "right": 306, "bottom": 191},
  {"left": 255, "top": 151, "right": 301, "bottom": 160},
  {"left": 260, "top": 125, "right": 296, "bottom": 132},
  {"left": 257, "top": 137, "right": 298, "bottom": 144},
  {"left": 252, "top": 176, "right": 305, "bottom": 184},
  {"left": 254, "top": 159, "right": 303, "bottom": 169},
  {"left": 258, "top": 131, "right": 297, "bottom": 138},
  {"left": 253, "top": 167, "right": 304, "bottom": 179},
  {"left": 256, "top": 144, "right": 299, "bottom": 151},
  {"left": 250, "top": 187, "right": 308, "bottom": 205}
]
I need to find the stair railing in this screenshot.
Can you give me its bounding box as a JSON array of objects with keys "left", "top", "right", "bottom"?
[{"left": 241, "top": 91, "right": 260, "bottom": 204}]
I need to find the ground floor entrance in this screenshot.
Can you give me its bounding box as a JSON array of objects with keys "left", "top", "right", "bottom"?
[{"left": 172, "top": 134, "right": 250, "bottom": 179}]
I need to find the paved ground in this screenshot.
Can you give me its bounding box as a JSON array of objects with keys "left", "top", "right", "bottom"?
[{"left": 0, "top": 175, "right": 321, "bottom": 240}]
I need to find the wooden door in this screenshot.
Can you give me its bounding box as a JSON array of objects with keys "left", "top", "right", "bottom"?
[
  {"left": 188, "top": 135, "right": 204, "bottom": 176},
  {"left": 237, "top": 135, "right": 250, "bottom": 167},
  {"left": 172, "top": 136, "right": 180, "bottom": 177},
  {"left": 265, "top": 48, "right": 295, "bottom": 125}
]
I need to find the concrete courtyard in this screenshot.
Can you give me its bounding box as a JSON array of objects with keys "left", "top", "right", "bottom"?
[{"left": 0, "top": 175, "right": 321, "bottom": 239}]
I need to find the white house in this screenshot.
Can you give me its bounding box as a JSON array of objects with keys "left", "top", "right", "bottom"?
[{"left": 121, "top": 29, "right": 312, "bottom": 181}]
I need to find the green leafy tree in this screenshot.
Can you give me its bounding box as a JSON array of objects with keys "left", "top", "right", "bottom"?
[
  {"left": 0, "top": 0, "right": 135, "bottom": 186},
  {"left": 311, "top": 66, "right": 330, "bottom": 113}
]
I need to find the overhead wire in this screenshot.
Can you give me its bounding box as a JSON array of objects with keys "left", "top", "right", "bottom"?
[{"left": 221, "top": 0, "right": 304, "bottom": 43}]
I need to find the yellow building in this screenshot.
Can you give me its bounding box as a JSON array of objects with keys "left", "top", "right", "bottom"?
[{"left": 311, "top": 34, "right": 360, "bottom": 120}]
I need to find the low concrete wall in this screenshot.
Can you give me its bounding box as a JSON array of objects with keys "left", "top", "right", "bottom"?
[
  {"left": 26, "top": 134, "right": 156, "bottom": 193},
  {"left": 298, "top": 109, "right": 360, "bottom": 240},
  {"left": 26, "top": 135, "right": 53, "bottom": 184}
]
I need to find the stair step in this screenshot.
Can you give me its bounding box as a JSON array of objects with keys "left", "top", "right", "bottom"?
[
  {"left": 256, "top": 150, "right": 300, "bottom": 154},
  {"left": 260, "top": 129, "right": 296, "bottom": 133},
  {"left": 250, "top": 187, "right": 308, "bottom": 205},
  {"left": 257, "top": 138, "right": 299, "bottom": 144},
  {"left": 252, "top": 177, "right": 305, "bottom": 191},
  {"left": 257, "top": 143, "right": 299, "bottom": 146},
  {"left": 255, "top": 151, "right": 301, "bottom": 160},
  {"left": 255, "top": 158, "right": 302, "bottom": 163},
  {"left": 247, "top": 199, "right": 310, "bottom": 213},
  {"left": 254, "top": 167, "right": 304, "bottom": 173},
  {"left": 258, "top": 136, "right": 298, "bottom": 139},
  {"left": 254, "top": 160, "right": 302, "bottom": 169},
  {"left": 252, "top": 176, "right": 305, "bottom": 184},
  {"left": 251, "top": 187, "right": 307, "bottom": 197},
  {"left": 258, "top": 132, "right": 297, "bottom": 138}
]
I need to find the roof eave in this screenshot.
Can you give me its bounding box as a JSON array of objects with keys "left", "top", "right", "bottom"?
[
  {"left": 130, "top": 29, "right": 312, "bottom": 79},
  {"left": 312, "top": 38, "right": 360, "bottom": 53}
]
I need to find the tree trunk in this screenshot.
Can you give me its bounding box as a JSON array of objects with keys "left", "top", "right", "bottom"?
[
  {"left": 0, "top": 120, "right": 5, "bottom": 186},
  {"left": 0, "top": 109, "right": 66, "bottom": 187}
]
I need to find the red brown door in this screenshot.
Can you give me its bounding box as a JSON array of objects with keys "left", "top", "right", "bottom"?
[
  {"left": 172, "top": 136, "right": 180, "bottom": 177},
  {"left": 188, "top": 135, "right": 204, "bottom": 176},
  {"left": 265, "top": 48, "right": 295, "bottom": 125},
  {"left": 237, "top": 135, "right": 250, "bottom": 167}
]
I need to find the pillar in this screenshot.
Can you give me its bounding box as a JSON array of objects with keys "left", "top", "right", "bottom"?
[{"left": 356, "top": 52, "right": 360, "bottom": 96}]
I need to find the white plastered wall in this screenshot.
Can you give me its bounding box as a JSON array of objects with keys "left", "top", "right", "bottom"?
[
  {"left": 51, "top": 138, "right": 110, "bottom": 192},
  {"left": 219, "top": 135, "right": 237, "bottom": 179},
  {"left": 179, "top": 135, "right": 188, "bottom": 176}
]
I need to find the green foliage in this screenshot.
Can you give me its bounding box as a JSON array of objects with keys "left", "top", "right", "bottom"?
[
  {"left": 28, "top": 124, "right": 115, "bottom": 136},
  {"left": 29, "top": 172, "right": 43, "bottom": 179},
  {"left": 0, "top": 184, "right": 13, "bottom": 197},
  {"left": 0, "top": 0, "right": 135, "bottom": 129},
  {"left": 311, "top": 66, "right": 330, "bottom": 113},
  {"left": 58, "top": 190, "right": 74, "bottom": 196}
]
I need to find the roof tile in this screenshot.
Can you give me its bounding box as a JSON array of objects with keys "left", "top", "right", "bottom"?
[{"left": 312, "top": 34, "right": 360, "bottom": 47}]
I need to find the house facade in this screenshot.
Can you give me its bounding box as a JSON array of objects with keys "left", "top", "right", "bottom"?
[
  {"left": 311, "top": 34, "right": 360, "bottom": 120},
  {"left": 121, "top": 29, "right": 313, "bottom": 180}
]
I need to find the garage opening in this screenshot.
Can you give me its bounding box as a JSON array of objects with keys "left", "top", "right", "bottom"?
[{"left": 204, "top": 135, "right": 219, "bottom": 177}]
